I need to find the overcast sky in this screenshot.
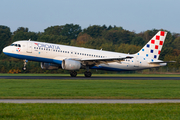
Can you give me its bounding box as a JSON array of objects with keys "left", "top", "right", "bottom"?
[{"left": 1, "top": 0, "right": 180, "bottom": 33}]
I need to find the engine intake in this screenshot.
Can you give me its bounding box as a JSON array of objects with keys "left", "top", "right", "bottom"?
[
  {"left": 41, "top": 62, "right": 60, "bottom": 70},
  {"left": 62, "top": 59, "right": 81, "bottom": 70}
]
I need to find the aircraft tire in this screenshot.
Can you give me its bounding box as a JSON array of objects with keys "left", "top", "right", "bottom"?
[
  {"left": 84, "top": 71, "right": 92, "bottom": 77},
  {"left": 22, "top": 67, "right": 26, "bottom": 71},
  {"left": 70, "top": 71, "right": 77, "bottom": 77}
]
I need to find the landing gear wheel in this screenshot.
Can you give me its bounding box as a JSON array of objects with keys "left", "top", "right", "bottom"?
[
  {"left": 22, "top": 67, "right": 26, "bottom": 71},
  {"left": 70, "top": 71, "right": 77, "bottom": 77},
  {"left": 84, "top": 71, "right": 92, "bottom": 77}
]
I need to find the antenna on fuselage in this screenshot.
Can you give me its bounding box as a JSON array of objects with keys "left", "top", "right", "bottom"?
[{"left": 29, "top": 39, "right": 31, "bottom": 41}]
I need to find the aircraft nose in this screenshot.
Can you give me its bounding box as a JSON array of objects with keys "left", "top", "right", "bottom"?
[{"left": 3, "top": 46, "right": 8, "bottom": 53}]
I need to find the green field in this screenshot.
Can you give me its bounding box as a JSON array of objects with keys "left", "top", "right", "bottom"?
[
  {"left": 0, "top": 73, "right": 180, "bottom": 77},
  {"left": 0, "top": 103, "right": 180, "bottom": 120},
  {"left": 1, "top": 79, "right": 180, "bottom": 99}
]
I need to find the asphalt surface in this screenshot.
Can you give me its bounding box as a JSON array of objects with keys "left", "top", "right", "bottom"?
[
  {"left": 0, "top": 99, "right": 180, "bottom": 103},
  {"left": 0, "top": 76, "right": 180, "bottom": 80}
]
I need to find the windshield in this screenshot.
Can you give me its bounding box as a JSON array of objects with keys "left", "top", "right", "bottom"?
[{"left": 10, "top": 44, "right": 21, "bottom": 47}]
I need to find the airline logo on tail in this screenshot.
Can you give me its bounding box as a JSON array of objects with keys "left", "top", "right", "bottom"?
[{"left": 137, "top": 31, "right": 167, "bottom": 60}]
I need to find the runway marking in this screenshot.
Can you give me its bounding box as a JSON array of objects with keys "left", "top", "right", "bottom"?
[{"left": 1, "top": 99, "right": 180, "bottom": 103}]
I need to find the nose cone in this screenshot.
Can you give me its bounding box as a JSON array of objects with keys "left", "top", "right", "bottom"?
[{"left": 3, "top": 46, "right": 9, "bottom": 54}]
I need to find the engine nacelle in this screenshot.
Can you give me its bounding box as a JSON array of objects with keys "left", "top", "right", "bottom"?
[
  {"left": 41, "top": 62, "right": 60, "bottom": 70},
  {"left": 62, "top": 59, "right": 81, "bottom": 70}
]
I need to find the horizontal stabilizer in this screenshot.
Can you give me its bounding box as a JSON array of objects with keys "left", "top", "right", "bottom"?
[{"left": 149, "top": 61, "right": 175, "bottom": 64}]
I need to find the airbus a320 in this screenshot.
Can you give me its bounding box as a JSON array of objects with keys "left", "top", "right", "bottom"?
[{"left": 3, "top": 31, "right": 174, "bottom": 77}]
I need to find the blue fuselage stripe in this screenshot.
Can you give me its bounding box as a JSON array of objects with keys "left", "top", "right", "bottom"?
[{"left": 4, "top": 52, "right": 55, "bottom": 63}]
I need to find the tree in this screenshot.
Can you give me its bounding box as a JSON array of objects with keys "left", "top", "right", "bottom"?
[
  {"left": 44, "top": 26, "right": 63, "bottom": 36},
  {"left": 0, "top": 25, "right": 11, "bottom": 53},
  {"left": 61, "top": 24, "right": 82, "bottom": 39},
  {"left": 172, "top": 37, "right": 180, "bottom": 50},
  {"left": 131, "top": 36, "right": 145, "bottom": 47},
  {"left": 44, "top": 24, "right": 82, "bottom": 40},
  {"left": 12, "top": 27, "right": 38, "bottom": 42},
  {"left": 76, "top": 33, "right": 92, "bottom": 45},
  {"left": 83, "top": 25, "right": 106, "bottom": 38}
]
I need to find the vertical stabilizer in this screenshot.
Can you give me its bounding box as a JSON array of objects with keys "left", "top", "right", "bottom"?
[{"left": 137, "top": 31, "right": 167, "bottom": 60}]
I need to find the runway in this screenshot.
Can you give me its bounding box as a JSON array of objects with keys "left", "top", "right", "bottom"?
[
  {"left": 0, "top": 99, "right": 180, "bottom": 103},
  {"left": 0, "top": 76, "right": 180, "bottom": 80}
]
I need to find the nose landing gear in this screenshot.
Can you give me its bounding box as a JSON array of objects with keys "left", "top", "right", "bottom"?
[{"left": 22, "top": 60, "right": 28, "bottom": 71}]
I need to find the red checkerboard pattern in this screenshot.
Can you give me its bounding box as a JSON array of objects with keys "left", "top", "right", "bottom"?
[{"left": 138, "top": 31, "right": 167, "bottom": 60}]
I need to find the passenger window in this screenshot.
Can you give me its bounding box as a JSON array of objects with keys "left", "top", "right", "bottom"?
[{"left": 18, "top": 44, "right": 21, "bottom": 47}]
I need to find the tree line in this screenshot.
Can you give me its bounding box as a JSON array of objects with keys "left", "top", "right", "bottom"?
[{"left": 0, "top": 24, "right": 180, "bottom": 73}]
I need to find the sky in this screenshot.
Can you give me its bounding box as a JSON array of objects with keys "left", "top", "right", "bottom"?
[{"left": 1, "top": 0, "right": 180, "bottom": 33}]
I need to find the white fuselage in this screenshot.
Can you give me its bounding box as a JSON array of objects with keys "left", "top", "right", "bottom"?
[{"left": 3, "top": 40, "right": 166, "bottom": 71}]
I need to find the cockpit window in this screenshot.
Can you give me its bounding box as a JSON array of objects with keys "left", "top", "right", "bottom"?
[{"left": 10, "top": 44, "right": 21, "bottom": 47}]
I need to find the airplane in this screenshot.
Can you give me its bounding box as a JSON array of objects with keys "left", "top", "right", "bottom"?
[{"left": 3, "top": 31, "right": 174, "bottom": 77}]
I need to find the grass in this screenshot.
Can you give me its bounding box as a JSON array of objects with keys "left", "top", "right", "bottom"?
[
  {"left": 1, "top": 79, "right": 180, "bottom": 99},
  {"left": 0, "top": 103, "right": 180, "bottom": 120},
  {"left": 0, "top": 73, "right": 180, "bottom": 77}
]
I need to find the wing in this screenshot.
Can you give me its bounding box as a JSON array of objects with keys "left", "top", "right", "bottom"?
[{"left": 75, "top": 56, "right": 133, "bottom": 66}]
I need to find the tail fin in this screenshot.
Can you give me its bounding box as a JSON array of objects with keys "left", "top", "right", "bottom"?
[{"left": 137, "top": 31, "right": 167, "bottom": 60}]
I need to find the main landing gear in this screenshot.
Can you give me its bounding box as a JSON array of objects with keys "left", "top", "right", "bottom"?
[
  {"left": 70, "top": 71, "right": 77, "bottom": 77},
  {"left": 22, "top": 60, "right": 27, "bottom": 71},
  {"left": 69, "top": 66, "right": 92, "bottom": 77},
  {"left": 70, "top": 71, "right": 92, "bottom": 77},
  {"left": 84, "top": 66, "right": 92, "bottom": 77},
  {"left": 84, "top": 71, "right": 92, "bottom": 77}
]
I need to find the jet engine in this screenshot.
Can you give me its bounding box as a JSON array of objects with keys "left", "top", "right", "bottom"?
[
  {"left": 62, "top": 59, "right": 81, "bottom": 70},
  {"left": 41, "top": 62, "right": 60, "bottom": 70}
]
